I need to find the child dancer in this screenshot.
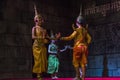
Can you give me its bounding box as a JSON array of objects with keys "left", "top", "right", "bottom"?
[{"left": 47, "top": 31, "right": 68, "bottom": 79}]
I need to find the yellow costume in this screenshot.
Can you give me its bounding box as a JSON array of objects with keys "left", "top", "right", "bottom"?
[
  {"left": 32, "top": 27, "right": 48, "bottom": 73},
  {"left": 61, "top": 27, "right": 91, "bottom": 67}
]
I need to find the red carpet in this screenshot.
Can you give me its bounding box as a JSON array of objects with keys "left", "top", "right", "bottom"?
[{"left": 2, "top": 78, "right": 120, "bottom": 80}]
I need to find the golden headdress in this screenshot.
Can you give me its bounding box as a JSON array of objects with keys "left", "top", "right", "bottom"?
[{"left": 34, "top": 4, "right": 42, "bottom": 22}]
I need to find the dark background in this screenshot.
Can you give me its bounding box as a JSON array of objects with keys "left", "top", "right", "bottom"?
[{"left": 0, "top": 0, "right": 120, "bottom": 79}]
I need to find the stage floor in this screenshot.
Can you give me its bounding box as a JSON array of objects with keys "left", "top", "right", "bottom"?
[{"left": 2, "top": 78, "right": 120, "bottom": 80}]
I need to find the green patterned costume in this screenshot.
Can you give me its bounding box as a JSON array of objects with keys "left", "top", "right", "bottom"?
[{"left": 47, "top": 43, "right": 59, "bottom": 74}]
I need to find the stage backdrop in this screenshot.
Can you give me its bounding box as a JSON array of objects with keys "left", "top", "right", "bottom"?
[
  {"left": 0, "top": 0, "right": 120, "bottom": 79},
  {"left": 85, "top": 0, "right": 120, "bottom": 77}
]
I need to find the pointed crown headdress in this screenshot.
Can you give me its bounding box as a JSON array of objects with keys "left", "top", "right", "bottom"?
[
  {"left": 76, "top": 4, "right": 85, "bottom": 25},
  {"left": 34, "top": 4, "right": 42, "bottom": 22},
  {"left": 50, "top": 30, "right": 55, "bottom": 38}
]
